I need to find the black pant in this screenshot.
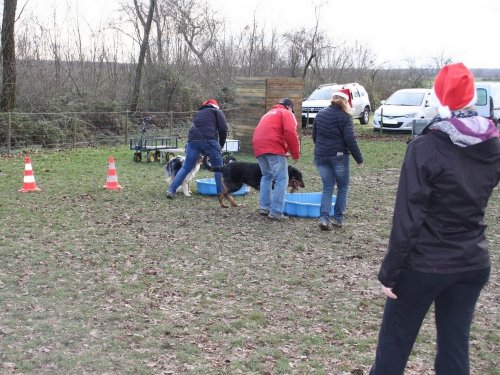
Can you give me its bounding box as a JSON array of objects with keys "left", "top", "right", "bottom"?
[{"left": 370, "top": 268, "right": 490, "bottom": 375}]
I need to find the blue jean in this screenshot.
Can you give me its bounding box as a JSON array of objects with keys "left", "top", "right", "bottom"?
[
  {"left": 168, "top": 140, "right": 223, "bottom": 194},
  {"left": 257, "top": 154, "right": 288, "bottom": 216},
  {"left": 370, "top": 268, "right": 490, "bottom": 375},
  {"left": 314, "top": 155, "right": 349, "bottom": 224}
]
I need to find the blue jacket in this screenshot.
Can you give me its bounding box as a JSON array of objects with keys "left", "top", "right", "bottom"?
[
  {"left": 188, "top": 105, "right": 228, "bottom": 147},
  {"left": 312, "top": 105, "right": 363, "bottom": 164}
]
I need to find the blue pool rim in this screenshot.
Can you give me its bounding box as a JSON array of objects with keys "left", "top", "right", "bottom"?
[
  {"left": 284, "top": 192, "right": 336, "bottom": 218},
  {"left": 196, "top": 178, "right": 249, "bottom": 196}
]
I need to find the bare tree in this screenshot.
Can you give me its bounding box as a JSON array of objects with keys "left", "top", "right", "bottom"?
[
  {"left": 166, "top": 0, "right": 221, "bottom": 65},
  {"left": 130, "top": 0, "right": 156, "bottom": 112},
  {"left": 245, "top": 17, "right": 258, "bottom": 77},
  {"left": 281, "top": 5, "right": 330, "bottom": 81},
  {"left": 431, "top": 53, "right": 453, "bottom": 73},
  {"left": 403, "top": 58, "right": 434, "bottom": 88},
  {"left": 153, "top": 0, "right": 165, "bottom": 64},
  {"left": 1, "top": 0, "right": 18, "bottom": 111},
  {"left": 4, "top": 0, "right": 459, "bottom": 116}
]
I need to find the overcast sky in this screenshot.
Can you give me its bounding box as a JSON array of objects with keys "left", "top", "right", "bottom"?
[{"left": 25, "top": 0, "right": 500, "bottom": 69}]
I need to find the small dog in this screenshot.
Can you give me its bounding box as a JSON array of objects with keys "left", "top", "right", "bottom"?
[
  {"left": 165, "top": 155, "right": 203, "bottom": 196},
  {"left": 202, "top": 156, "right": 305, "bottom": 208}
]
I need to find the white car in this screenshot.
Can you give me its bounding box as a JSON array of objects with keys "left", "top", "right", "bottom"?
[
  {"left": 373, "top": 88, "right": 436, "bottom": 132},
  {"left": 302, "top": 83, "right": 371, "bottom": 127}
]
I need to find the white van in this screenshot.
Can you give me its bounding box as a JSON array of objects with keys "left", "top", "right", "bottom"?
[
  {"left": 475, "top": 82, "right": 500, "bottom": 126},
  {"left": 411, "top": 82, "right": 500, "bottom": 135},
  {"left": 373, "top": 88, "right": 435, "bottom": 132}
]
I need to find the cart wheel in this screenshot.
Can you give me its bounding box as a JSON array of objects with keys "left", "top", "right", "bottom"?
[
  {"left": 164, "top": 152, "right": 175, "bottom": 162},
  {"left": 146, "top": 151, "right": 155, "bottom": 163},
  {"left": 154, "top": 151, "right": 161, "bottom": 161},
  {"left": 225, "top": 156, "right": 236, "bottom": 164},
  {"left": 133, "top": 152, "right": 142, "bottom": 162}
]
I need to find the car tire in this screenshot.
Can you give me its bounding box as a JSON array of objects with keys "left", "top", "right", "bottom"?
[{"left": 360, "top": 107, "right": 370, "bottom": 125}]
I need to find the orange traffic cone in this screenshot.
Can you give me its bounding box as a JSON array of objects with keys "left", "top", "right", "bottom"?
[
  {"left": 19, "top": 156, "right": 41, "bottom": 192},
  {"left": 103, "top": 156, "right": 123, "bottom": 190}
]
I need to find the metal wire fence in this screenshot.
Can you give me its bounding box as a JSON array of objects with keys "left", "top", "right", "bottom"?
[{"left": 0, "top": 109, "right": 237, "bottom": 153}]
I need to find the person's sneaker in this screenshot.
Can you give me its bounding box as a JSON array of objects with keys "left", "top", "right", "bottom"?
[
  {"left": 319, "top": 218, "right": 331, "bottom": 231},
  {"left": 259, "top": 208, "right": 270, "bottom": 216},
  {"left": 166, "top": 191, "right": 175, "bottom": 199},
  {"left": 332, "top": 219, "right": 343, "bottom": 227},
  {"left": 268, "top": 213, "right": 289, "bottom": 221}
]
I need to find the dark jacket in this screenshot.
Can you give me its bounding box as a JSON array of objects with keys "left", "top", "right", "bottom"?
[
  {"left": 312, "top": 105, "right": 363, "bottom": 164},
  {"left": 378, "top": 130, "right": 500, "bottom": 287},
  {"left": 188, "top": 105, "right": 228, "bottom": 147}
]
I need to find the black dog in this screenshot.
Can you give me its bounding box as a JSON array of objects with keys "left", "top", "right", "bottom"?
[{"left": 202, "top": 156, "right": 305, "bottom": 208}]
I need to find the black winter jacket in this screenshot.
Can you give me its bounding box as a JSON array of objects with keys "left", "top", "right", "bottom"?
[
  {"left": 378, "top": 130, "right": 500, "bottom": 287},
  {"left": 188, "top": 105, "right": 228, "bottom": 147},
  {"left": 312, "top": 105, "right": 363, "bottom": 164}
]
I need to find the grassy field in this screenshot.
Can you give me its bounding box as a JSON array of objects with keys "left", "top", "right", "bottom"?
[{"left": 0, "top": 125, "right": 498, "bottom": 374}]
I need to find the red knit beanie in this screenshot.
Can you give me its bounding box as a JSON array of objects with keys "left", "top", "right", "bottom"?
[
  {"left": 202, "top": 99, "right": 219, "bottom": 109},
  {"left": 433, "top": 63, "right": 476, "bottom": 118}
]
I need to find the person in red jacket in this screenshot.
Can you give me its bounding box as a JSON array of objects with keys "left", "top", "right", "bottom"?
[{"left": 252, "top": 98, "right": 300, "bottom": 221}]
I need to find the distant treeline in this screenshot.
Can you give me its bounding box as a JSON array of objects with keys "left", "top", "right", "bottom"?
[
  {"left": 5, "top": 0, "right": 499, "bottom": 115},
  {"left": 472, "top": 69, "right": 500, "bottom": 81},
  {"left": 12, "top": 58, "right": 498, "bottom": 116}
]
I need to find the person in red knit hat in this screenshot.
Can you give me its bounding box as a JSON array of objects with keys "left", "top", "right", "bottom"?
[
  {"left": 166, "top": 98, "right": 227, "bottom": 199},
  {"left": 369, "top": 62, "right": 499, "bottom": 374}
]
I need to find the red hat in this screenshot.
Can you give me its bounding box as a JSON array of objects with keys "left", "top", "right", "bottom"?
[
  {"left": 433, "top": 62, "right": 476, "bottom": 118},
  {"left": 202, "top": 99, "right": 219, "bottom": 109},
  {"left": 332, "top": 89, "right": 352, "bottom": 107}
]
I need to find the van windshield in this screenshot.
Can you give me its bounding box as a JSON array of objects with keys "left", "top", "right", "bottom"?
[{"left": 386, "top": 91, "right": 426, "bottom": 106}]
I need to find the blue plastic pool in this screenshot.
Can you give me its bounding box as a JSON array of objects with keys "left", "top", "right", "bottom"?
[
  {"left": 196, "top": 178, "right": 249, "bottom": 196},
  {"left": 284, "top": 192, "right": 336, "bottom": 218}
]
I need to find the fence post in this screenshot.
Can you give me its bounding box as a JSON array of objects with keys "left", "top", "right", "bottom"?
[
  {"left": 7, "top": 112, "right": 11, "bottom": 154},
  {"left": 168, "top": 111, "right": 173, "bottom": 136},
  {"left": 72, "top": 119, "right": 77, "bottom": 148},
  {"left": 380, "top": 107, "right": 384, "bottom": 134},
  {"left": 125, "top": 110, "right": 129, "bottom": 145}
]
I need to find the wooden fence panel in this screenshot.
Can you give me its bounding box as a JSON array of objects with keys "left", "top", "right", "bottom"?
[{"left": 233, "top": 77, "right": 303, "bottom": 155}]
